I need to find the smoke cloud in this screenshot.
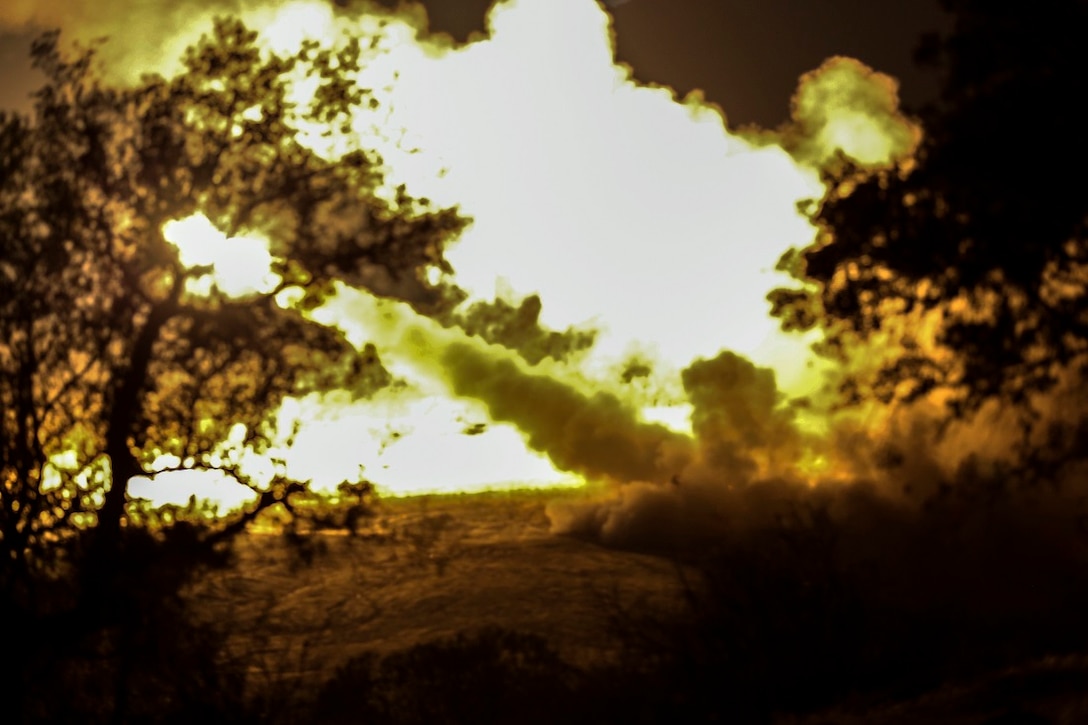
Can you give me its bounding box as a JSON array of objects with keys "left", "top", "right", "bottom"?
[
  {"left": 776, "top": 56, "right": 922, "bottom": 168},
  {"left": 315, "top": 286, "right": 697, "bottom": 485},
  {"left": 313, "top": 286, "right": 922, "bottom": 554}
]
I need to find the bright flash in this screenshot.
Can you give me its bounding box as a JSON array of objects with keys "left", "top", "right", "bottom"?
[
  {"left": 249, "top": 1, "right": 337, "bottom": 55},
  {"left": 105, "top": 0, "right": 917, "bottom": 509},
  {"left": 162, "top": 213, "right": 279, "bottom": 298}
]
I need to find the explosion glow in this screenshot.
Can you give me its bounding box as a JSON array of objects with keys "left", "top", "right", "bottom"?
[
  {"left": 162, "top": 213, "right": 279, "bottom": 297},
  {"left": 8, "top": 0, "right": 921, "bottom": 509}
]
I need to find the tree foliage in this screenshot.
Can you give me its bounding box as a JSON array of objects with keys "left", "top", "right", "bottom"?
[
  {"left": 771, "top": 0, "right": 1088, "bottom": 416},
  {"left": 0, "top": 19, "right": 466, "bottom": 600}
]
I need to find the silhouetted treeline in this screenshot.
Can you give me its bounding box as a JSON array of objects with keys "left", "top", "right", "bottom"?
[
  {"left": 0, "top": 17, "right": 462, "bottom": 723},
  {"left": 771, "top": 0, "right": 1088, "bottom": 420}
]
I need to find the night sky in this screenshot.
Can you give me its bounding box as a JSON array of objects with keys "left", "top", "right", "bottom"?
[
  {"left": 0, "top": 0, "right": 950, "bottom": 126},
  {"left": 421, "top": 0, "right": 950, "bottom": 126}
]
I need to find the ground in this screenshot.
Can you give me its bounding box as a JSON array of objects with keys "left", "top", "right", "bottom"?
[
  {"left": 186, "top": 490, "right": 683, "bottom": 688},
  {"left": 181, "top": 488, "right": 1088, "bottom": 723}
]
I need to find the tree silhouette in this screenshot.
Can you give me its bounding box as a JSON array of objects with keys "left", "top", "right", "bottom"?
[
  {"left": 0, "top": 19, "right": 466, "bottom": 610},
  {"left": 771, "top": 0, "right": 1088, "bottom": 418}
]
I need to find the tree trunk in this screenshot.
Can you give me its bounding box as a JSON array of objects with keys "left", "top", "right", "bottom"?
[
  {"left": 99, "top": 355, "right": 152, "bottom": 541},
  {"left": 89, "top": 300, "right": 174, "bottom": 580}
]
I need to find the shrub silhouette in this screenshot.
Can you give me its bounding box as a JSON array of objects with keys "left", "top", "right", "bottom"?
[
  {"left": 315, "top": 627, "right": 579, "bottom": 725},
  {"left": 3, "top": 525, "right": 251, "bottom": 724}
]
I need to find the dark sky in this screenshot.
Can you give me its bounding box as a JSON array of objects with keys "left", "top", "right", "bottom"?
[
  {"left": 0, "top": 33, "right": 38, "bottom": 112},
  {"left": 421, "top": 0, "right": 950, "bottom": 126},
  {"left": 0, "top": 0, "right": 949, "bottom": 127}
]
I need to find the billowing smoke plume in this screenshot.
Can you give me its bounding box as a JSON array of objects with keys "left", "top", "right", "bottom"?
[
  {"left": 764, "top": 55, "right": 922, "bottom": 169},
  {"left": 316, "top": 286, "right": 697, "bottom": 485},
  {"left": 315, "top": 287, "right": 869, "bottom": 551}
]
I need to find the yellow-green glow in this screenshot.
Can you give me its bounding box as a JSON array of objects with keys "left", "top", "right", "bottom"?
[{"left": 137, "top": 0, "right": 918, "bottom": 509}]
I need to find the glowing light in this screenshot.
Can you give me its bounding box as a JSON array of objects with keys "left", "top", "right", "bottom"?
[
  {"left": 277, "top": 391, "right": 580, "bottom": 496},
  {"left": 129, "top": 468, "right": 258, "bottom": 511},
  {"left": 314, "top": 0, "right": 830, "bottom": 381},
  {"left": 255, "top": 0, "right": 915, "bottom": 501},
  {"left": 162, "top": 213, "right": 279, "bottom": 298},
  {"left": 640, "top": 405, "right": 695, "bottom": 436},
  {"left": 250, "top": 1, "right": 337, "bottom": 54},
  {"left": 259, "top": 0, "right": 918, "bottom": 413},
  {"left": 37, "top": 1, "right": 920, "bottom": 508}
]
